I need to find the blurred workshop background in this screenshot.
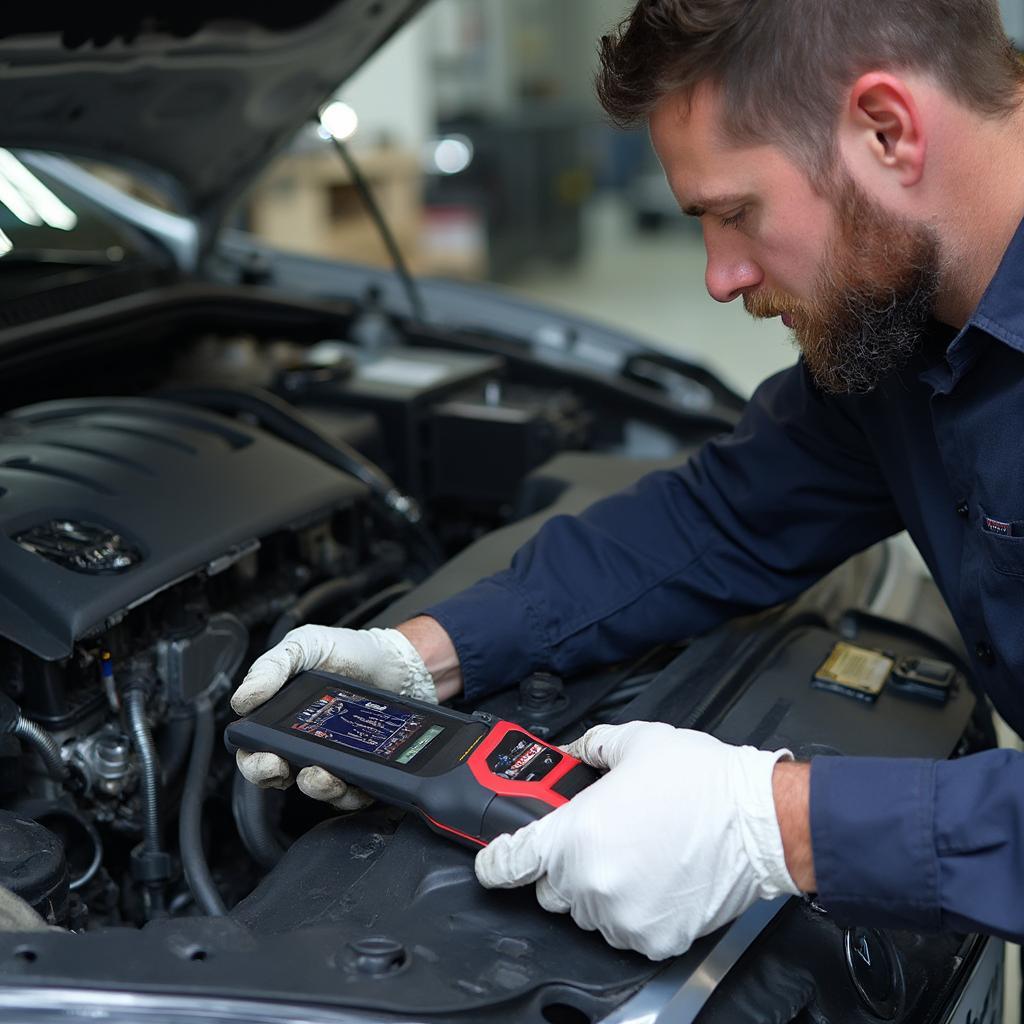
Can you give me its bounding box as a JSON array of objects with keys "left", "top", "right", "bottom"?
[
  {"left": 240, "top": 0, "right": 794, "bottom": 399},
  {"left": 88, "top": 0, "right": 1024, "bottom": 401}
]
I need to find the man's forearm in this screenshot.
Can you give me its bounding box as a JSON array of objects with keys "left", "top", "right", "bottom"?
[
  {"left": 772, "top": 760, "right": 816, "bottom": 892},
  {"left": 397, "top": 615, "right": 464, "bottom": 700}
]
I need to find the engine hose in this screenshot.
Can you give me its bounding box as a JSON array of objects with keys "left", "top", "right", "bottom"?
[
  {"left": 157, "top": 386, "right": 442, "bottom": 566},
  {"left": 231, "top": 771, "right": 289, "bottom": 869},
  {"left": 158, "top": 711, "right": 194, "bottom": 785},
  {"left": 179, "top": 695, "right": 227, "bottom": 916},
  {"left": 164, "top": 385, "right": 396, "bottom": 495},
  {"left": 34, "top": 808, "right": 103, "bottom": 892},
  {"left": 334, "top": 580, "right": 415, "bottom": 630},
  {"left": 125, "top": 690, "right": 162, "bottom": 854},
  {"left": 14, "top": 716, "right": 66, "bottom": 781},
  {"left": 266, "top": 550, "right": 404, "bottom": 648},
  {"left": 123, "top": 687, "right": 167, "bottom": 916},
  {"left": 268, "top": 575, "right": 366, "bottom": 648}
]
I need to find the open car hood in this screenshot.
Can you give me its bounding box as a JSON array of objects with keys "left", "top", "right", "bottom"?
[{"left": 0, "top": 1, "right": 427, "bottom": 235}]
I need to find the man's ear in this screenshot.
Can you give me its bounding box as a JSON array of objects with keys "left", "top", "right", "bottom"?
[{"left": 839, "top": 72, "right": 926, "bottom": 188}]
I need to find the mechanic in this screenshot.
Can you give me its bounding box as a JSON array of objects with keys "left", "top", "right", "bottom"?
[{"left": 232, "top": 0, "right": 1024, "bottom": 962}]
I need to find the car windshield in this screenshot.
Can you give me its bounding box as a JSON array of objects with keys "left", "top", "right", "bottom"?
[{"left": 0, "top": 149, "right": 165, "bottom": 302}]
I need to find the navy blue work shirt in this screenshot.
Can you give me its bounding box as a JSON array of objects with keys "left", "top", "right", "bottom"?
[{"left": 425, "top": 218, "right": 1024, "bottom": 944}]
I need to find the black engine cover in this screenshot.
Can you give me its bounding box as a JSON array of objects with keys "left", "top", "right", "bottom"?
[{"left": 0, "top": 398, "right": 366, "bottom": 659}]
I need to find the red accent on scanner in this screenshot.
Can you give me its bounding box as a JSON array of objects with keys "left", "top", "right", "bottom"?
[{"left": 466, "top": 720, "right": 577, "bottom": 807}]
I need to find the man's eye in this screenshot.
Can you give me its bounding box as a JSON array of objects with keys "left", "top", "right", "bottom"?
[{"left": 720, "top": 208, "right": 747, "bottom": 229}]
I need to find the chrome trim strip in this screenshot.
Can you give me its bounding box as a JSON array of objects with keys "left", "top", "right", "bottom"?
[
  {"left": 598, "top": 897, "right": 788, "bottom": 1024},
  {"left": 0, "top": 986, "right": 406, "bottom": 1024}
]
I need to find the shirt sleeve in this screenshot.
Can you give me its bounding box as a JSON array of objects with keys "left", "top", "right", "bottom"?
[
  {"left": 811, "top": 749, "right": 1024, "bottom": 941},
  {"left": 425, "top": 361, "right": 904, "bottom": 700}
]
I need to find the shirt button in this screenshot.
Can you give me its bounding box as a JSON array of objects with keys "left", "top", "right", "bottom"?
[
  {"left": 955, "top": 501, "right": 969, "bottom": 518},
  {"left": 975, "top": 641, "right": 995, "bottom": 666}
]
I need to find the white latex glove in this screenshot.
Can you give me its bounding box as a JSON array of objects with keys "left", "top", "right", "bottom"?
[
  {"left": 474, "top": 722, "right": 801, "bottom": 961},
  {"left": 231, "top": 625, "right": 436, "bottom": 811}
]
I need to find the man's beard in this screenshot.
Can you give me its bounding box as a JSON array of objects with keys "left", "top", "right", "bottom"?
[{"left": 744, "top": 175, "right": 941, "bottom": 395}]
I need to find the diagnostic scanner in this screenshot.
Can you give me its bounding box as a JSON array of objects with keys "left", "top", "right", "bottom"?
[{"left": 225, "top": 670, "right": 598, "bottom": 847}]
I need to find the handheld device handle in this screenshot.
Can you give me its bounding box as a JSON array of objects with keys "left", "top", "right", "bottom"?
[{"left": 477, "top": 761, "right": 599, "bottom": 842}]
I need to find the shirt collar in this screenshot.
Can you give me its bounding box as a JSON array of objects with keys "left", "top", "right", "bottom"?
[
  {"left": 920, "top": 211, "right": 1024, "bottom": 393},
  {"left": 969, "top": 209, "right": 1024, "bottom": 353}
]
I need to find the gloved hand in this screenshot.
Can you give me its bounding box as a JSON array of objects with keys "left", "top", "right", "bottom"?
[
  {"left": 474, "top": 722, "right": 801, "bottom": 961},
  {"left": 231, "top": 625, "right": 436, "bottom": 811}
]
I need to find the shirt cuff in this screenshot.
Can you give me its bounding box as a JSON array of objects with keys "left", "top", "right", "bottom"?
[
  {"left": 810, "top": 755, "right": 941, "bottom": 930},
  {"left": 422, "top": 573, "right": 545, "bottom": 702}
]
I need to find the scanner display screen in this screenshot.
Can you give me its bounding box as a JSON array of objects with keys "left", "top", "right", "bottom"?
[{"left": 289, "top": 687, "right": 445, "bottom": 763}]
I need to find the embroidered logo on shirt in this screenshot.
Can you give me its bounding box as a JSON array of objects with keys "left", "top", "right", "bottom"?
[{"left": 983, "top": 516, "right": 1012, "bottom": 536}]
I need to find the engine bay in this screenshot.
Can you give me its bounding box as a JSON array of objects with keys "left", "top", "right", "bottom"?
[
  {"left": 0, "top": 292, "right": 997, "bottom": 1021},
  {"left": 0, "top": 297, "right": 725, "bottom": 931}
]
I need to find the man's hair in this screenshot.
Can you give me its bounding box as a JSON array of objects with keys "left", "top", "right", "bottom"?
[{"left": 597, "top": 0, "right": 1024, "bottom": 175}]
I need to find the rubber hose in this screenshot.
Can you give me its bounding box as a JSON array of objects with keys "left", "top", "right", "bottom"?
[
  {"left": 266, "top": 555, "right": 402, "bottom": 648},
  {"left": 14, "top": 716, "right": 67, "bottom": 781},
  {"left": 124, "top": 689, "right": 162, "bottom": 856},
  {"left": 35, "top": 808, "right": 103, "bottom": 891},
  {"left": 158, "top": 711, "right": 194, "bottom": 785},
  {"left": 334, "top": 580, "right": 415, "bottom": 630},
  {"left": 160, "top": 386, "right": 402, "bottom": 507},
  {"left": 157, "top": 386, "right": 442, "bottom": 566},
  {"left": 231, "top": 771, "right": 289, "bottom": 869},
  {"left": 179, "top": 695, "right": 227, "bottom": 916}
]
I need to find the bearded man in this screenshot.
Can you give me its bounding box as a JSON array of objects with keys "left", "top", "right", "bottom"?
[{"left": 234, "top": 0, "right": 1024, "bottom": 964}]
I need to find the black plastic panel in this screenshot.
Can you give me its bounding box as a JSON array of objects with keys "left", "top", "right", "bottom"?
[
  {"left": 705, "top": 623, "right": 975, "bottom": 760},
  {"left": 0, "top": 808, "right": 652, "bottom": 1021},
  {"left": 0, "top": 397, "right": 366, "bottom": 658}
]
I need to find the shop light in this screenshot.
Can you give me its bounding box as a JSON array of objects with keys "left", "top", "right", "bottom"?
[
  {"left": 318, "top": 101, "right": 359, "bottom": 142},
  {"left": 0, "top": 169, "right": 41, "bottom": 226},
  {"left": 0, "top": 149, "right": 77, "bottom": 230},
  {"left": 431, "top": 135, "right": 473, "bottom": 175}
]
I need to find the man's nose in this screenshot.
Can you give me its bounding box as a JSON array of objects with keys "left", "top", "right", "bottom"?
[{"left": 704, "top": 247, "right": 763, "bottom": 304}]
